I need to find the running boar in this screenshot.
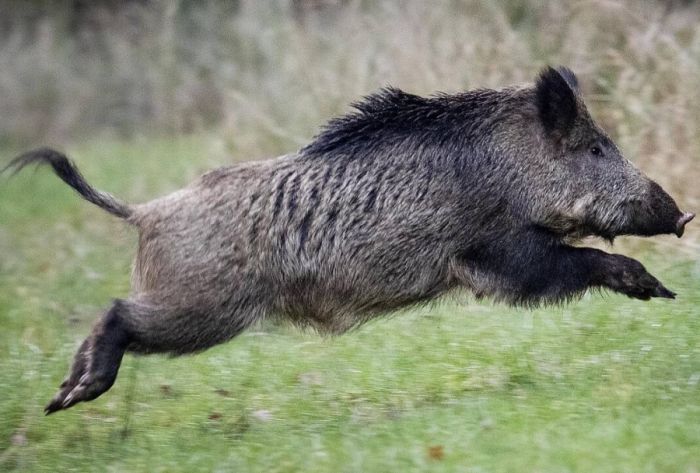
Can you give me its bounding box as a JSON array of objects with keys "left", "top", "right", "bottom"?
[{"left": 5, "top": 66, "right": 694, "bottom": 413}]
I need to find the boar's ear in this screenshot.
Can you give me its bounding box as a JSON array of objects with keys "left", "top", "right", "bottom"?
[
  {"left": 536, "top": 66, "right": 579, "bottom": 139},
  {"left": 555, "top": 66, "right": 580, "bottom": 93}
]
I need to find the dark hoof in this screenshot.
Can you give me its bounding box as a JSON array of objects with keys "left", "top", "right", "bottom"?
[
  {"left": 605, "top": 255, "right": 676, "bottom": 301},
  {"left": 45, "top": 371, "right": 116, "bottom": 415},
  {"left": 45, "top": 334, "right": 124, "bottom": 415},
  {"left": 45, "top": 339, "right": 90, "bottom": 415},
  {"left": 625, "top": 272, "right": 675, "bottom": 301},
  {"left": 651, "top": 284, "right": 676, "bottom": 299}
]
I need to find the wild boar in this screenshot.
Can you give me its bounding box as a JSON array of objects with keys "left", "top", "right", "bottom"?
[{"left": 5, "top": 66, "right": 694, "bottom": 414}]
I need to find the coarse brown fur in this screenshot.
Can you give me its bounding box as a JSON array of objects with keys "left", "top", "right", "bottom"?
[{"left": 4, "top": 66, "right": 694, "bottom": 414}]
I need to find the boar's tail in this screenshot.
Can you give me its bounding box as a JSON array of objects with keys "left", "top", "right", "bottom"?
[{"left": 3, "top": 147, "right": 133, "bottom": 219}]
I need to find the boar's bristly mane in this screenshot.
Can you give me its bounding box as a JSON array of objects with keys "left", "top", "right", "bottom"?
[{"left": 300, "top": 86, "right": 507, "bottom": 161}]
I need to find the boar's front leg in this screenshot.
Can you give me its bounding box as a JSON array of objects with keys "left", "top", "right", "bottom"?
[
  {"left": 456, "top": 243, "right": 674, "bottom": 304},
  {"left": 586, "top": 250, "right": 675, "bottom": 300},
  {"left": 524, "top": 246, "right": 676, "bottom": 302}
]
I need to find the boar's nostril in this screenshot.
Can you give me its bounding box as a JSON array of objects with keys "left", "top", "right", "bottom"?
[{"left": 675, "top": 212, "right": 695, "bottom": 238}]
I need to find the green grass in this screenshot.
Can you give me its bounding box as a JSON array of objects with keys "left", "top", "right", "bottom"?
[{"left": 1, "top": 137, "right": 698, "bottom": 472}]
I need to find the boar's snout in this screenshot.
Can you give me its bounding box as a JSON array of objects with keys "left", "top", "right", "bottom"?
[
  {"left": 676, "top": 212, "right": 695, "bottom": 238},
  {"left": 632, "top": 180, "right": 692, "bottom": 238}
]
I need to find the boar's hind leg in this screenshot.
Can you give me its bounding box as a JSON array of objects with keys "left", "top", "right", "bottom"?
[
  {"left": 45, "top": 297, "right": 262, "bottom": 414},
  {"left": 45, "top": 299, "right": 131, "bottom": 415}
]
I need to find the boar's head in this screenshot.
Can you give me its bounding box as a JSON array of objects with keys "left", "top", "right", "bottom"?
[{"left": 527, "top": 66, "right": 693, "bottom": 241}]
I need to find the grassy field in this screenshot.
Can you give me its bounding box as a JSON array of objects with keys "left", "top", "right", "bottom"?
[
  {"left": 1, "top": 1, "right": 699, "bottom": 471},
  {"left": 0, "top": 137, "right": 698, "bottom": 472}
]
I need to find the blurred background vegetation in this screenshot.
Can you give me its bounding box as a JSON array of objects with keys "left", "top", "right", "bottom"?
[
  {"left": 0, "top": 1, "right": 698, "bottom": 472},
  {"left": 0, "top": 0, "right": 698, "bottom": 212}
]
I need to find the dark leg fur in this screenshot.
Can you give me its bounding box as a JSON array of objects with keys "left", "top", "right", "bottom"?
[
  {"left": 515, "top": 246, "right": 676, "bottom": 302},
  {"left": 588, "top": 251, "right": 675, "bottom": 300},
  {"left": 456, "top": 236, "right": 674, "bottom": 305},
  {"left": 46, "top": 300, "right": 130, "bottom": 414}
]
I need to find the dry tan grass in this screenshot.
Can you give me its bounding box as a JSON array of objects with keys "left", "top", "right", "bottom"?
[{"left": 1, "top": 0, "right": 698, "bottom": 215}]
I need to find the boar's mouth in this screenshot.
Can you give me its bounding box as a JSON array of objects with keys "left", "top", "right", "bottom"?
[{"left": 546, "top": 208, "right": 694, "bottom": 243}]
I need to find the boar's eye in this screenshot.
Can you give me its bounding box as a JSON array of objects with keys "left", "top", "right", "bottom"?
[{"left": 590, "top": 145, "right": 603, "bottom": 157}]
